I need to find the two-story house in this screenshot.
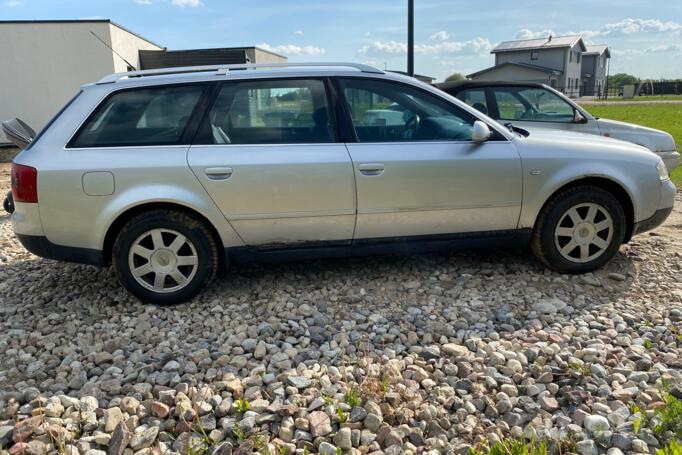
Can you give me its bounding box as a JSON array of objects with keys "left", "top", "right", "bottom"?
[
  {"left": 581, "top": 44, "right": 611, "bottom": 97},
  {"left": 467, "top": 35, "right": 590, "bottom": 97}
]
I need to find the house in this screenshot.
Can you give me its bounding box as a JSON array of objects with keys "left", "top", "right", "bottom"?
[
  {"left": 581, "top": 45, "right": 611, "bottom": 97},
  {"left": 389, "top": 70, "right": 437, "bottom": 84},
  {"left": 0, "top": 19, "right": 288, "bottom": 144},
  {"left": 467, "top": 35, "right": 589, "bottom": 97}
]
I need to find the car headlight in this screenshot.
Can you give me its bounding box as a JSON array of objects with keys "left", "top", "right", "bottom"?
[{"left": 656, "top": 160, "right": 670, "bottom": 181}]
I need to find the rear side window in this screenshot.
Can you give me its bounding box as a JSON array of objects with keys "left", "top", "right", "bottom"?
[
  {"left": 70, "top": 84, "right": 205, "bottom": 148},
  {"left": 194, "top": 79, "right": 334, "bottom": 145},
  {"left": 456, "top": 89, "right": 489, "bottom": 116}
]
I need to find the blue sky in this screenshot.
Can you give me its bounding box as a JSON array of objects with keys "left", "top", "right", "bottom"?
[{"left": 2, "top": 0, "right": 682, "bottom": 81}]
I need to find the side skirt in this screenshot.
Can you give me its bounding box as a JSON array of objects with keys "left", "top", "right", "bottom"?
[{"left": 226, "top": 229, "right": 532, "bottom": 265}]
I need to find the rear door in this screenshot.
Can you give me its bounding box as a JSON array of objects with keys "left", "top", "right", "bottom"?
[{"left": 187, "top": 78, "right": 356, "bottom": 246}]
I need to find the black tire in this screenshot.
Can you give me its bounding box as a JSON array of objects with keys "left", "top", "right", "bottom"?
[
  {"left": 531, "top": 185, "right": 626, "bottom": 274},
  {"left": 113, "top": 209, "right": 218, "bottom": 305},
  {"left": 3, "top": 191, "right": 14, "bottom": 214}
]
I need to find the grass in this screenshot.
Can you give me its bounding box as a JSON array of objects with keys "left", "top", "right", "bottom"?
[
  {"left": 581, "top": 103, "right": 682, "bottom": 186},
  {"left": 593, "top": 95, "right": 682, "bottom": 102}
]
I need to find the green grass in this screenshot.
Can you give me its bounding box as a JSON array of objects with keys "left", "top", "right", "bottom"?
[
  {"left": 594, "top": 95, "right": 682, "bottom": 102},
  {"left": 581, "top": 103, "right": 682, "bottom": 186}
]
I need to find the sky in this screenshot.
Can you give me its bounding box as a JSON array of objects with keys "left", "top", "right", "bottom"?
[{"left": 2, "top": 0, "right": 682, "bottom": 82}]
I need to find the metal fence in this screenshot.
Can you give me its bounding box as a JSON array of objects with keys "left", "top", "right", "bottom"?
[{"left": 553, "top": 81, "right": 682, "bottom": 99}]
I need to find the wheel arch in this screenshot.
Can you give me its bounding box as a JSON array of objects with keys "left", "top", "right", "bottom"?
[
  {"left": 534, "top": 176, "right": 635, "bottom": 243},
  {"left": 102, "top": 202, "right": 225, "bottom": 267}
]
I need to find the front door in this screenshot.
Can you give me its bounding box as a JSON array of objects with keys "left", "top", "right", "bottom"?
[
  {"left": 188, "top": 78, "right": 356, "bottom": 246},
  {"left": 338, "top": 77, "right": 522, "bottom": 240}
]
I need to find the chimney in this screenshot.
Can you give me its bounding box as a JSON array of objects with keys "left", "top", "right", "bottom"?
[{"left": 548, "top": 34, "right": 552, "bottom": 42}]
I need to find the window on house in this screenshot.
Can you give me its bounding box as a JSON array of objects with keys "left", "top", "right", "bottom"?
[
  {"left": 577, "top": 52, "right": 581, "bottom": 63},
  {"left": 569, "top": 52, "right": 572, "bottom": 63},
  {"left": 531, "top": 51, "right": 539, "bottom": 61}
]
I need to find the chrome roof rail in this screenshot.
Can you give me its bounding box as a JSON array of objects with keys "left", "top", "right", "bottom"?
[{"left": 97, "top": 62, "right": 384, "bottom": 84}]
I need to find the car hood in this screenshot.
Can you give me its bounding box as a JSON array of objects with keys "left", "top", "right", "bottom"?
[
  {"left": 516, "top": 128, "right": 658, "bottom": 163},
  {"left": 597, "top": 118, "right": 676, "bottom": 153}
]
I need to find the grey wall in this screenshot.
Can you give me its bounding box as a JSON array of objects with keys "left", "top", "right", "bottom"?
[{"left": 495, "top": 47, "right": 566, "bottom": 72}]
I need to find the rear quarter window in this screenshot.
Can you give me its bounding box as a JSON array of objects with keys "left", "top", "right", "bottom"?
[{"left": 69, "top": 84, "right": 206, "bottom": 148}]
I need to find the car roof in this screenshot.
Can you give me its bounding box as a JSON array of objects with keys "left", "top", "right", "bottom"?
[
  {"left": 436, "top": 80, "right": 549, "bottom": 92},
  {"left": 87, "top": 62, "right": 395, "bottom": 90}
]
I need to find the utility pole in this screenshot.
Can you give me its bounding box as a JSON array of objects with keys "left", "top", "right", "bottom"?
[{"left": 407, "top": 0, "right": 414, "bottom": 77}]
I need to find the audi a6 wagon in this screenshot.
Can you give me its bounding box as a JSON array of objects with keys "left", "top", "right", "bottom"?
[{"left": 6, "top": 63, "right": 676, "bottom": 304}]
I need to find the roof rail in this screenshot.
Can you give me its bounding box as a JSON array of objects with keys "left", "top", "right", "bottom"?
[{"left": 97, "top": 62, "right": 384, "bottom": 84}]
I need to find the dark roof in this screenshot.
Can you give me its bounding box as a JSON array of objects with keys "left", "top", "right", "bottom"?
[
  {"left": 436, "top": 80, "right": 549, "bottom": 92},
  {"left": 0, "top": 19, "right": 162, "bottom": 48},
  {"left": 140, "top": 48, "right": 249, "bottom": 70},
  {"left": 466, "top": 61, "right": 561, "bottom": 79},
  {"left": 492, "top": 35, "right": 586, "bottom": 53},
  {"left": 388, "top": 70, "right": 436, "bottom": 81},
  {"left": 584, "top": 44, "right": 611, "bottom": 58}
]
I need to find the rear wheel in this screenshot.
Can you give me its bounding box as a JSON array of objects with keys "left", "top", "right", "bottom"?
[
  {"left": 531, "top": 185, "right": 626, "bottom": 273},
  {"left": 113, "top": 210, "right": 218, "bottom": 305}
]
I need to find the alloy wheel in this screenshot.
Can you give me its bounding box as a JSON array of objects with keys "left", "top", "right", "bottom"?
[
  {"left": 554, "top": 202, "right": 614, "bottom": 263},
  {"left": 128, "top": 228, "right": 199, "bottom": 293}
]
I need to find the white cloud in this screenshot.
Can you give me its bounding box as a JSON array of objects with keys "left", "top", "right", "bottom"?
[
  {"left": 258, "top": 43, "right": 326, "bottom": 56},
  {"left": 515, "top": 29, "right": 555, "bottom": 40},
  {"left": 364, "top": 31, "right": 371, "bottom": 37},
  {"left": 3, "top": 0, "right": 22, "bottom": 6},
  {"left": 429, "top": 31, "right": 449, "bottom": 41},
  {"left": 293, "top": 30, "right": 303, "bottom": 35},
  {"left": 134, "top": 0, "right": 152, "bottom": 4},
  {"left": 358, "top": 37, "right": 493, "bottom": 57},
  {"left": 171, "top": 0, "right": 203, "bottom": 7}
]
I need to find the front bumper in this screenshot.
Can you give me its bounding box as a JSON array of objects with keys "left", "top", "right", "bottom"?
[
  {"left": 660, "top": 150, "right": 680, "bottom": 173},
  {"left": 632, "top": 179, "right": 676, "bottom": 236}
]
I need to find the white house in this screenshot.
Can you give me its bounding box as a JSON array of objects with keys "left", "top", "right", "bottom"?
[{"left": 0, "top": 20, "right": 163, "bottom": 142}]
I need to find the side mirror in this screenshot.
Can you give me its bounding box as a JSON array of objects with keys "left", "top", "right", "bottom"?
[
  {"left": 573, "top": 110, "right": 588, "bottom": 124},
  {"left": 472, "top": 120, "right": 492, "bottom": 143}
]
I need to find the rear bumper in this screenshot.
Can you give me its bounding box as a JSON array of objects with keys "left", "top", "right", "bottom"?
[{"left": 16, "top": 233, "right": 104, "bottom": 266}]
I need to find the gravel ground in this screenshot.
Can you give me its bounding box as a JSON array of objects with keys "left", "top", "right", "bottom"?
[{"left": 1, "top": 162, "right": 681, "bottom": 455}]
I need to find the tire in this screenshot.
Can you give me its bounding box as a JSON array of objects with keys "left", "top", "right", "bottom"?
[
  {"left": 112, "top": 209, "right": 218, "bottom": 305},
  {"left": 3, "top": 191, "right": 14, "bottom": 214},
  {"left": 531, "top": 185, "right": 626, "bottom": 274}
]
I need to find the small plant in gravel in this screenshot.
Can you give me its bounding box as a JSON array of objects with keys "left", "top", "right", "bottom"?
[
  {"left": 344, "top": 388, "right": 360, "bottom": 408},
  {"left": 657, "top": 439, "right": 682, "bottom": 455},
  {"left": 651, "top": 383, "right": 682, "bottom": 438},
  {"left": 235, "top": 398, "right": 251, "bottom": 413},
  {"left": 469, "top": 437, "right": 548, "bottom": 455},
  {"left": 233, "top": 424, "right": 248, "bottom": 442},
  {"left": 631, "top": 403, "right": 647, "bottom": 434},
  {"left": 644, "top": 338, "right": 654, "bottom": 349},
  {"left": 336, "top": 407, "right": 348, "bottom": 423}
]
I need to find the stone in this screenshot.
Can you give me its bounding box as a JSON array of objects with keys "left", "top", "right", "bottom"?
[
  {"left": 108, "top": 423, "right": 131, "bottom": 455},
  {"left": 308, "top": 411, "right": 332, "bottom": 437},
  {"left": 129, "top": 426, "right": 159, "bottom": 451},
  {"left": 442, "top": 344, "right": 470, "bottom": 357},
  {"left": 364, "top": 413, "right": 383, "bottom": 432},
  {"left": 333, "top": 427, "right": 353, "bottom": 450},
  {"left": 318, "top": 442, "right": 337, "bottom": 455},
  {"left": 151, "top": 401, "right": 170, "bottom": 418},
  {"left": 286, "top": 376, "right": 311, "bottom": 389},
  {"left": 104, "top": 408, "right": 125, "bottom": 433},
  {"left": 575, "top": 439, "right": 598, "bottom": 455},
  {"left": 584, "top": 415, "right": 610, "bottom": 433}
]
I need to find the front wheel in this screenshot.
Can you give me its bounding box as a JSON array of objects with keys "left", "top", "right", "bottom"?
[
  {"left": 113, "top": 210, "right": 218, "bottom": 305},
  {"left": 531, "top": 185, "right": 626, "bottom": 273}
]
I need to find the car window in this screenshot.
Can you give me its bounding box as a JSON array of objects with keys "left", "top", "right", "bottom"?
[
  {"left": 195, "top": 79, "right": 334, "bottom": 145},
  {"left": 340, "top": 78, "right": 475, "bottom": 142},
  {"left": 493, "top": 87, "right": 575, "bottom": 123},
  {"left": 456, "top": 89, "right": 488, "bottom": 116},
  {"left": 71, "top": 85, "right": 205, "bottom": 147}
]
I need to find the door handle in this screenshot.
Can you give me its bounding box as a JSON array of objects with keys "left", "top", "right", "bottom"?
[
  {"left": 358, "top": 163, "right": 385, "bottom": 176},
  {"left": 204, "top": 167, "right": 233, "bottom": 180}
]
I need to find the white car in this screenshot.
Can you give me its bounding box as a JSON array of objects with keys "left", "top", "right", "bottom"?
[{"left": 439, "top": 81, "right": 680, "bottom": 173}]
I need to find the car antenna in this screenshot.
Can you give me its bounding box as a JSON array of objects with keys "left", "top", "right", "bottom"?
[{"left": 90, "top": 30, "right": 138, "bottom": 71}]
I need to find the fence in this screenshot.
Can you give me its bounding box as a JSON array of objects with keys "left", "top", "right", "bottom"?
[{"left": 553, "top": 81, "right": 682, "bottom": 99}]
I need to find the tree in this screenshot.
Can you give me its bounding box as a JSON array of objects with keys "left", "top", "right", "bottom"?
[
  {"left": 608, "top": 73, "right": 639, "bottom": 87},
  {"left": 445, "top": 72, "right": 465, "bottom": 82}
]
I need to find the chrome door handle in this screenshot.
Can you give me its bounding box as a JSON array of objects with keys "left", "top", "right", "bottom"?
[
  {"left": 204, "top": 167, "right": 233, "bottom": 180},
  {"left": 358, "top": 163, "right": 385, "bottom": 176}
]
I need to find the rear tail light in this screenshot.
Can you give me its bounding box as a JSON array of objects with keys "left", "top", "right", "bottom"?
[{"left": 11, "top": 163, "right": 38, "bottom": 203}]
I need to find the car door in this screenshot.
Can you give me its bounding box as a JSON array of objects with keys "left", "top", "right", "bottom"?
[
  {"left": 187, "top": 78, "right": 356, "bottom": 246},
  {"left": 487, "top": 86, "right": 601, "bottom": 134},
  {"left": 338, "top": 77, "right": 522, "bottom": 240}
]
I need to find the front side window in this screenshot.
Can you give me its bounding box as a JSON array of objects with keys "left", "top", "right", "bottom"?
[
  {"left": 71, "top": 85, "right": 205, "bottom": 147},
  {"left": 340, "top": 78, "right": 475, "bottom": 142},
  {"left": 195, "top": 79, "right": 333, "bottom": 145},
  {"left": 492, "top": 87, "right": 575, "bottom": 123},
  {"left": 456, "top": 88, "right": 489, "bottom": 116}
]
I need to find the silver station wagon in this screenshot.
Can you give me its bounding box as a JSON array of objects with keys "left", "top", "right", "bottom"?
[{"left": 6, "top": 63, "right": 676, "bottom": 304}]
